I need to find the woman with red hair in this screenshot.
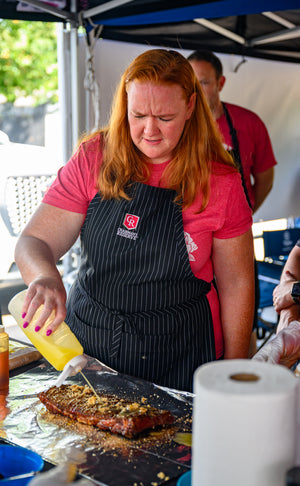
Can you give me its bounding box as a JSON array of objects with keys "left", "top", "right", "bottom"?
[{"left": 15, "top": 49, "right": 254, "bottom": 391}]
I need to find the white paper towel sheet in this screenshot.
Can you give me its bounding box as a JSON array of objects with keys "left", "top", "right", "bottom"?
[{"left": 192, "top": 359, "right": 298, "bottom": 486}]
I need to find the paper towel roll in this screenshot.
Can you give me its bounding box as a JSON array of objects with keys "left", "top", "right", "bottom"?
[{"left": 192, "top": 359, "right": 298, "bottom": 486}]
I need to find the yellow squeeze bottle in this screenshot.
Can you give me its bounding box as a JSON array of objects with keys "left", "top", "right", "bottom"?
[{"left": 8, "top": 289, "right": 84, "bottom": 371}]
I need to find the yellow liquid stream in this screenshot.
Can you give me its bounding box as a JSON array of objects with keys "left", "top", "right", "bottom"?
[{"left": 80, "top": 371, "right": 100, "bottom": 399}]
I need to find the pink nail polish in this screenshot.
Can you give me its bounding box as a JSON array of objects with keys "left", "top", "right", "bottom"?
[
  {"left": 22, "top": 312, "right": 26, "bottom": 319},
  {"left": 35, "top": 326, "right": 40, "bottom": 332},
  {"left": 46, "top": 329, "right": 52, "bottom": 336},
  {"left": 23, "top": 321, "right": 29, "bottom": 329}
]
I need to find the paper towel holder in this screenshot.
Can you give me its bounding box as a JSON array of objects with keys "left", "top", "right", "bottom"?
[{"left": 230, "top": 372, "right": 260, "bottom": 382}]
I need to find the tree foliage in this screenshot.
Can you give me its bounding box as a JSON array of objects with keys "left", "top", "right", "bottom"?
[{"left": 0, "top": 19, "right": 58, "bottom": 105}]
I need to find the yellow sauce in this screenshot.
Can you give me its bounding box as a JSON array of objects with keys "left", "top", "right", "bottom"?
[
  {"left": 8, "top": 290, "right": 84, "bottom": 371},
  {"left": 80, "top": 371, "right": 100, "bottom": 399}
]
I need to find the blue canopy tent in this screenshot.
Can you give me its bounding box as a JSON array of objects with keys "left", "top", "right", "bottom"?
[
  {"left": 1, "top": 0, "right": 300, "bottom": 63},
  {"left": 2, "top": 0, "right": 299, "bottom": 155}
]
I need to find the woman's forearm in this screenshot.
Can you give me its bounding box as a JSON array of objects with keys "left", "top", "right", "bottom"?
[
  {"left": 213, "top": 231, "right": 255, "bottom": 359},
  {"left": 15, "top": 234, "right": 62, "bottom": 286},
  {"left": 220, "top": 283, "right": 254, "bottom": 358}
]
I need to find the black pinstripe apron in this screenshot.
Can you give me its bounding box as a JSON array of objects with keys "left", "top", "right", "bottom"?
[{"left": 66, "top": 182, "right": 216, "bottom": 391}]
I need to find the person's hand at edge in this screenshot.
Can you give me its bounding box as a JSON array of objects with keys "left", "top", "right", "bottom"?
[{"left": 252, "top": 320, "right": 300, "bottom": 368}]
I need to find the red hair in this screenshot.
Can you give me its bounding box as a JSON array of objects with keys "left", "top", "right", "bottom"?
[{"left": 83, "top": 49, "right": 236, "bottom": 211}]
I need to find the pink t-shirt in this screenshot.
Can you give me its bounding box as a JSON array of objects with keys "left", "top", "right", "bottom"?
[
  {"left": 43, "top": 135, "right": 252, "bottom": 358},
  {"left": 218, "top": 103, "right": 277, "bottom": 209}
]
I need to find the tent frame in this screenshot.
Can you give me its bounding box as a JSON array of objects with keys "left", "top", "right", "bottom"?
[{"left": 13, "top": 0, "right": 300, "bottom": 153}]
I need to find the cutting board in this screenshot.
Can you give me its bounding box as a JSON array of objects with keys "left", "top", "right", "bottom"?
[{"left": 9, "top": 341, "right": 42, "bottom": 370}]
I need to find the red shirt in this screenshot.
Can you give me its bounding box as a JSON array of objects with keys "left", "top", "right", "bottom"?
[
  {"left": 217, "top": 102, "right": 277, "bottom": 209},
  {"left": 43, "top": 135, "right": 252, "bottom": 358}
]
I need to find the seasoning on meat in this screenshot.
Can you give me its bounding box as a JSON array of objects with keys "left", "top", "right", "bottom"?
[{"left": 38, "top": 384, "right": 175, "bottom": 439}]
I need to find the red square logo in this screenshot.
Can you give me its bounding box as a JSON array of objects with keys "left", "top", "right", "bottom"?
[{"left": 123, "top": 213, "right": 139, "bottom": 230}]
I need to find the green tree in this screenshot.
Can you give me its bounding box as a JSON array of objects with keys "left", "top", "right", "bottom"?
[{"left": 0, "top": 19, "right": 58, "bottom": 105}]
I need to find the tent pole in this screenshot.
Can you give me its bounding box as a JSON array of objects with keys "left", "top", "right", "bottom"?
[
  {"left": 57, "top": 24, "right": 72, "bottom": 165},
  {"left": 70, "top": 0, "right": 80, "bottom": 151},
  {"left": 59, "top": 0, "right": 81, "bottom": 285}
]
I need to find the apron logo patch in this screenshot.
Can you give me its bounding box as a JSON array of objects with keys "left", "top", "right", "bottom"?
[
  {"left": 123, "top": 213, "right": 140, "bottom": 230},
  {"left": 116, "top": 214, "right": 140, "bottom": 240},
  {"left": 117, "top": 227, "right": 138, "bottom": 240}
]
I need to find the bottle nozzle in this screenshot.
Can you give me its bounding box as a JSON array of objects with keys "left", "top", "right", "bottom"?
[{"left": 54, "top": 355, "right": 88, "bottom": 388}]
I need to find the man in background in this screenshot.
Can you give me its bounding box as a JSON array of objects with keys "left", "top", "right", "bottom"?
[{"left": 188, "top": 50, "right": 277, "bottom": 355}]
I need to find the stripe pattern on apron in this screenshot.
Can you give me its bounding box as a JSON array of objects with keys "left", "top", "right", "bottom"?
[{"left": 66, "top": 182, "right": 216, "bottom": 391}]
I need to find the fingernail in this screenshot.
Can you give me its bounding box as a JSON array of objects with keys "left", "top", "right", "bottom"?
[
  {"left": 23, "top": 321, "right": 29, "bottom": 329},
  {"left": 22, "top": 312, "right": 26, "bottom": 319},
  {"left": 46, "top": 329, "right": 52, "bottom": 336},
  {"left": 35, "top": 326, "right": 40, "bottom": 332}
]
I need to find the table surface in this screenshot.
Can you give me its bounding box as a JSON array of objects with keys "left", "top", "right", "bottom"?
[{"left": 7, "top": 344, "right": 188, "bottom": 486}]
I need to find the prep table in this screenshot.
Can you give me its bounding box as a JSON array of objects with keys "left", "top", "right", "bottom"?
[{"left": 3, "top": 341, "right": 192, "bottom": 486}]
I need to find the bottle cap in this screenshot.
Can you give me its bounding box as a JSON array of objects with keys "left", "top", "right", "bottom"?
[{"left": 54, "top": 354, "right": 88, "bottom": 388}]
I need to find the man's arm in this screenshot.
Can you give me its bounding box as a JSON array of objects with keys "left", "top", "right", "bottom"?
[
  {"left": 252, "top": 167, "right": 274, "bottom": 213},
  {"left": 273, "top": 243, "right": 300, "bottom": 332},
  {"left": 273, "top": 244, "right": 300, "bottom": 310},
  {"left": 253, "top": 243, "right": 300, "bottom": 364}
]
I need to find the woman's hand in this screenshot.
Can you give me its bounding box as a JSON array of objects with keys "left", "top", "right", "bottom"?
[{"left": 21, "top": 276, "right": 67, "bottom": 335}]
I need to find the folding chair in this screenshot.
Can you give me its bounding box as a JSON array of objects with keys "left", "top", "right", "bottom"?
[
  {"left": 0, "top": 174, "right": 56, "bottom": 316},
  {"left": 0, "top": 174, "right": 56, "bottom": 237}
]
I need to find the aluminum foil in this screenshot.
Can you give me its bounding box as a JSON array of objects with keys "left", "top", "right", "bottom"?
[{"left": 1, "top": 358, "right": 193, "bottom": 486}]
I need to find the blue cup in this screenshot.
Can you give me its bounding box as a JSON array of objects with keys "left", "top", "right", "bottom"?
[{"left": 0, "top": 444, "right": 44, "bottom": 485}]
